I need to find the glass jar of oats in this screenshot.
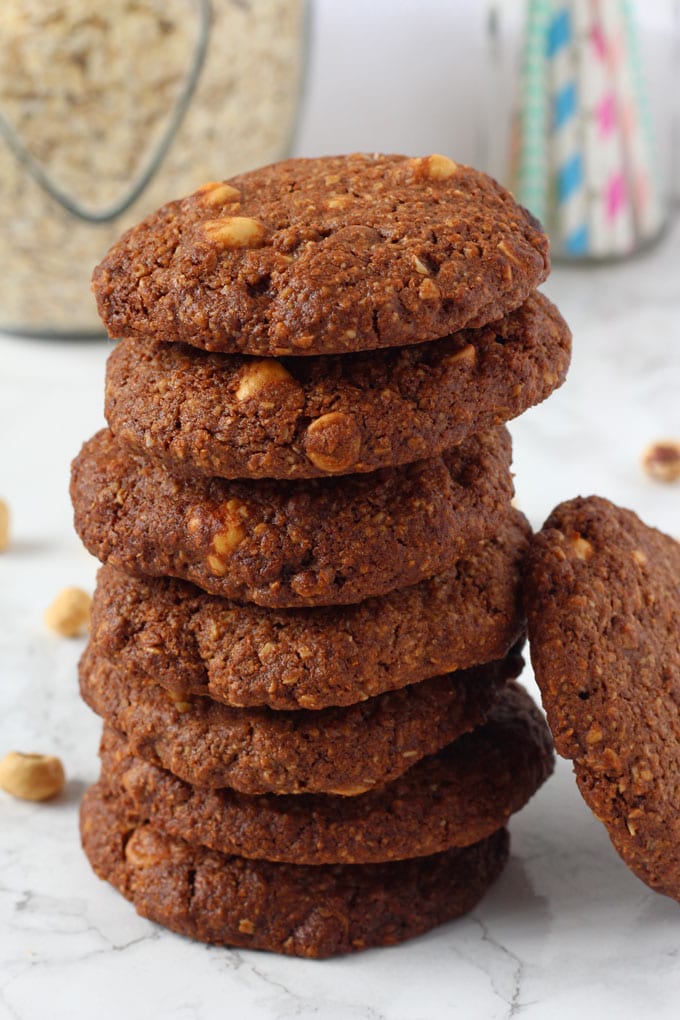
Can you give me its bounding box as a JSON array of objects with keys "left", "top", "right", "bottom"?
[{"left": 0, "top": 0, "right": 307, "bottom": 336}]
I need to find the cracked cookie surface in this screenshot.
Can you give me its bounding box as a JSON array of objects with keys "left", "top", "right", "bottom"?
[
  {"left": 78, "top": 644, "right": 521, "bottom": 796},
  {"left": 71, "top": 427, "right": 514, "bottom": 608},
  {"left": 525, "top": 496, "right": 680, "bottom": 902},
  {"left": 93, "top": 153, "right": 549, "bottom": 356},
  {"left": 81, "top": 782, "right": 510, "bottom": 958},
  {"left": 104, "top": 292, "right": 570, "bottom": 479},
  {"left": 97, "top": 680, "right": 552, "bottom": 864},
  {"left": 89, "top": 509, "right": 529, "bottom": 710}
]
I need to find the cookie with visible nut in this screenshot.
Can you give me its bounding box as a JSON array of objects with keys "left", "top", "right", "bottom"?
[
  {"left": 78, "top": 642, "right": 521, "bottom": 796},
  {"left": 524, "top": 496, "right": 680, "bottom": 903},
  {"left": 88, "top": 509, "right": 530, "bottom": 710},
  {"left": 98, "top": 680, "right": 552, "bottom": 864},
  {"left": 81, "top": 781, "right": 510, "bottom": 958},
  {"left": 105, "top": 292, "right": 570, "bottom": 480},
  {"left": 92, "top": 153, "right": 549, "bottom": 357},
  {"left": 71, "top": 427, "right": 514, "bottom": 608}
]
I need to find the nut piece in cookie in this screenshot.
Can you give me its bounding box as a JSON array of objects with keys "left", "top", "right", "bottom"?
[
  {"left": 524, "top": 495, "right": 680, "bottom": 902},
  {"left": 304, "top": 412, "right": 362, "bottom": 473},
  {"left": 92, "top": 153, "right": 550, "bottom": 356}
]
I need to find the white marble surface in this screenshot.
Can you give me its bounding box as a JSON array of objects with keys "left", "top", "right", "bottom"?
[{"left": 1, "top": 219, "right": 680, "bottom": 1019}]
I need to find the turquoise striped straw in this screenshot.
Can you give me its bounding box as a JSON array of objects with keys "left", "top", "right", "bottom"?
[{"left": 514, "top": 0, "right": 553, "bottom": 227}]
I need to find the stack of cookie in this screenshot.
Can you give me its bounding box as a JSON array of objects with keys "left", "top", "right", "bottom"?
[{"left": 71, "top": 154, "right": 570, "bottom": 958}]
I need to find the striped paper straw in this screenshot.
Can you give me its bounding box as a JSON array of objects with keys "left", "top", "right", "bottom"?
[
  {"left": 616, "top": 0, "right": 664, "bottom": 241},
  {"left": 512, "top": 0, "right": 553, "bottom": 228},
  {"left": 548, "top": 0, "right": 590, "bottom": 255},
  {"left": 580, "top": 0, "right": 635, "bottom": 256},
  {"left": 512, "top": 0, "right": 665, "bottom": 258}
]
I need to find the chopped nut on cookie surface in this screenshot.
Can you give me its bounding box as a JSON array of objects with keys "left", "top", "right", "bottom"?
[{"left": 93, "top": 153, "right": 550, "bottom": 357}]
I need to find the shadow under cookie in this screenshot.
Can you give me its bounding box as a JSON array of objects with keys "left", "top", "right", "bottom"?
[
  {"left": 81, "top": 782, "right": 511, "bottom": 959},
  {"left": 97, "top": 680, "right": 554, "bottom": 864}
]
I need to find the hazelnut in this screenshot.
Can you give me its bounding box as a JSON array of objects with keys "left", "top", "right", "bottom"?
[
  {"left": 236, "top": 359, "right": 297, "bottom": 402},
  {"left": 196, "top": 181, "right": 241, "bottom": 206},
  {"left": 569, "top": 534, "right": 593, "bottom": 562},
  {"left": 497, "top": 239, "right": 520, "bottom": 263},
  {"left": 207, "top": 505, "right": 247, "bottom": 576},
  {"left": 168, "top": 690, "right": 193, "bottom": 713},
  {"left": 326, "top": 195, "right": 352, "bottom": 210},
  {"left": 642, "top": 440, "right": 680, "bottom": 483},
  {"left": 585, "top": 725, "right": 603, "bottom": 745},
  {"left": 124, "top": 828, "right": 159, "bottom": 867},
  {"left": 445, "top": 344, "right": 477, "bottom": 367},
  {"left": 305, "top": 411, "right": 362, "bottom": 473},
  {"left": 413, "top": 154, "right": 459, "bottom": 181},
  {"left": 418, "top": 277, "right": 440, "bottom": 301},
  {"left": 203, "top": 216, "right": 266, "bottom": 249},
  {"left": 0, "top": 498, "right": 9, "bottom": 552},
  {"left": 326, "top": 782, "right": 374, "bottom": 796},
  {"left": 0, "top": 751, "right": 65, "bottom": 801},
  {"left": 44, "top": 587, "right": 91, "bottom": 637},
  {"left": 213, "top": 519, "right": 246, "bottom": 556}
]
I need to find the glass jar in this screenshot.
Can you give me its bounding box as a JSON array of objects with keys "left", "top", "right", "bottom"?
[
  {"left": 507, "top": 0, "right": 674, "bottom": 261},
  {"left": 0, "top": 0, "right": 308, "bottom": 336}
]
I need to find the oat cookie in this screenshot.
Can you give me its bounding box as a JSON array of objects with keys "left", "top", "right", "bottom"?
[
  {"left": 79, "top": 644, "right": 520, "bottom": 795},
  {"left": 104, "top": 293, "right": 570, "bottom": 479},
  {"left": 89, "top": 510, "right": 529, "bottom": 710},
  {"left": 71, "top": 427, "right": 513, "bottom": 608},
  {"left": 98, "top": 681, "right": 552, "bottom": 864},
  {"left": 524, "top": 496, "right": 680, "bottom": 902},
  {"left": 81, "top": 782, "right": 510, "bottom": 958},
  {"left": 92, "top": 153, "right": 549, "bottom": 356}
]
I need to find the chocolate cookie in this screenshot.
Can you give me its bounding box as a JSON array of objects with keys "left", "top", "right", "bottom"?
[
  {"left": 89, "top": 510, "right": 530, "bottom": 710},
  {"left": 71, "top": 427, "right": 513, "bottom": 608},
  {"left": 104, "top": 293, "right": 570, "bottom": 480},
  {"left": 98, "top": 680, "right": 553, "bottom": 864},
  {"left": 92, "top": 153, "right": 549, "bottom": 357},
  {"left": 81, "top": 782, "right": 510, "bottom": 958},
  {"left": 524, "top": 496, "right": 680, "bottom": 902},
  {"left": 79, "top": 644, "right": 521, "bottom": 795}
]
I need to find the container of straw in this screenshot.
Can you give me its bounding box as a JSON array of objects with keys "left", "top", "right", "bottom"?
[{"left": 511, "top": 0, "right": 666, "bottom": 260}]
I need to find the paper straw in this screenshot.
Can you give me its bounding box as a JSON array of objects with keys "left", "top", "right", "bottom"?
[
  {"left": 513, "top": 0, "right": 553, "bottom": 227},
  {"left": 548, "top": 1, "right": 590, "bottom": 255},
  {"left": 616, "top": 0, "right": 665, "bottom": 241},
  {"left": 512, "top": 0, "right": 665, "bottom": 258}
]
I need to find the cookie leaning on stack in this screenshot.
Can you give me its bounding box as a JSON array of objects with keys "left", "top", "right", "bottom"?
[{"left": 72, "top": 153, "right": 571, "bottom": 958}]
